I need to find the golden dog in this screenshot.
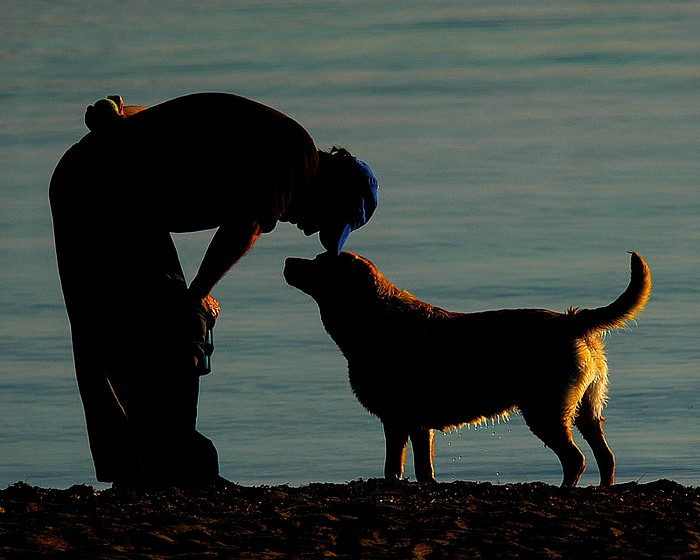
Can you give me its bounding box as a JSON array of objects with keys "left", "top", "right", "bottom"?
[{"left": 284, "top": 251, "right": 651, "bottom": 487}]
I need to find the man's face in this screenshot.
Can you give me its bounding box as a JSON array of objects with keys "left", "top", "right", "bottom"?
[
  {"left": 284, "top": 204, "right": 324, "bottom": 236},
  {"left": 283, "top": 181, "right": 334, "bottom": 236}
]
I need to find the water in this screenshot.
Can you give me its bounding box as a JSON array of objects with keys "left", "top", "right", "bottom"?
[{"left": 1, "top": 1, "right": 698, "bottom": 489}]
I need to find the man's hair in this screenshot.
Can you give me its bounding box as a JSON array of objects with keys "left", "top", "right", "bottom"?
[{"left": 328, "top": 146, "right": 352, "bottom": 158}]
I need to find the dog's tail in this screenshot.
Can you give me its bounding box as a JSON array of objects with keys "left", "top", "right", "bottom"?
[{"left": 568, "top": 252, "right": 651, "bottom": 334}]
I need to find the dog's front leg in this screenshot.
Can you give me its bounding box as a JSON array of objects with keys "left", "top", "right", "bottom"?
[
  {"left": 410, "top": 427, "right": 437, "bottom": 483},
  {"left": 382, "top": 421, "right": 409, "bottom": 481}
]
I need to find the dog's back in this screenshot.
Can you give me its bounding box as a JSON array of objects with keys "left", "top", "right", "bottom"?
[{"left": 345, "top": 251, "right": 650, "bottom": 336}]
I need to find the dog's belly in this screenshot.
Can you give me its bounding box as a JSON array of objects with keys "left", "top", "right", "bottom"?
[
  {"left": 347, "top": 331, "right": 579, "bottom": 430},
  {"left": 348, "top": 363, "right": 520, "bottom": 430}
]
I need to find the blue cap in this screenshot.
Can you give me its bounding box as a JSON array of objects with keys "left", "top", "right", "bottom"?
[{"left": 319, "top": 157, "right": 379, "bottom": 254}]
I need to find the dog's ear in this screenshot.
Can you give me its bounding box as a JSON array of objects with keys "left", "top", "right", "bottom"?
[{"left": 334, "top": 253, "right": 387, "bottom": 296}]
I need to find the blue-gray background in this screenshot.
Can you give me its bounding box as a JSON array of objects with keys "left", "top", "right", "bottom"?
[{"left": 1, "top": 1, "right": 698, "bottom": 489}]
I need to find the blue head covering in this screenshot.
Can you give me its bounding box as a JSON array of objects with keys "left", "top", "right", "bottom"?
[{"left": 319, "top": 156, "right": 379, "bottom": 254}]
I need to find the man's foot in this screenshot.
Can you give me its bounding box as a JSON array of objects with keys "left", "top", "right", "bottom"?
[
  {"left": 112, "top": 474, "right": 234, "bottom": 492},
  {"left": 206, "top": 474, "right": 235, "bottom": 490}
]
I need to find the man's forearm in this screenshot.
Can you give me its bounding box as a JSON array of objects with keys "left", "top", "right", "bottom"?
[{"left": 188, "top": 222, "right": 262, "bottom": 302}]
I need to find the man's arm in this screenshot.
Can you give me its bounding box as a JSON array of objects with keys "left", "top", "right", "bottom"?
[{"left": 188, "top": 221, "right": 262, "bottom": 305}]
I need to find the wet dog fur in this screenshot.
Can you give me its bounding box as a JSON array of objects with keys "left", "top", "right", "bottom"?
[{"left": 284, "top": 251, "right": 651, "bottom": 487}]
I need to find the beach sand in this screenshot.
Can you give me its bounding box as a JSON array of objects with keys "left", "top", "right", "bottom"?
[{"left": 1, "top": 479, "right": 698, "bottom": 558}]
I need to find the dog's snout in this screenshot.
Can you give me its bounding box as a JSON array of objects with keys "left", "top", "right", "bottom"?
[
  {"left": 283, "top": 258, "right": 298, "bottom": 279},
  {"left": 284, "top": 257, "right": 308, "bottom": 272},
  {"left": 283, "top": 257, "right": 313, "bottom": 288}
]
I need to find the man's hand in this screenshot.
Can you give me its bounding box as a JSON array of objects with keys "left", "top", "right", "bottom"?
[{"left": 197, "top": 294, "right": 221, "bottom": 323}]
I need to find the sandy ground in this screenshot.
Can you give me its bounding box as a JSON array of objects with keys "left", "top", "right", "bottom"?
[{"left": 1, "top": 479, "right": 698, "bottom": 559}]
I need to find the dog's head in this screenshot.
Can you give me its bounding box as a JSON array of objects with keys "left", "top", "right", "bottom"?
[
  {"left": 285, "top": 251, "right": 434, "bottom": 354},
  {"left": 284, "top": 251, "right": 384, "bottom": 309}
]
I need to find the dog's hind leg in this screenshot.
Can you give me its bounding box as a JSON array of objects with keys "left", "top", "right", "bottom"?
[
  {"left": 575, "top": 415, "right": 615, "bottom": 486},
  {"left": 522, "top": 411, "right": 586, "bottom": 487},
  {"left": 382, "top": 421, "right": 409, "bottom": 481},
  {"left": 575, "top": 392, "right": 615, "bottom": 486},
  {"left": 409, "top": 427, "right": 437, "bottom": 483}
]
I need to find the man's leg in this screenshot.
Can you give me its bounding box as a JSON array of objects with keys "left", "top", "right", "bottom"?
[
  {"left": 107, "top": 233, "right": 221, "bottom": 487},
  {"left": 52, "top": 195, "right": 143, "bottom": 483},
  {"left": 65, "top": 322, "right": 144, "bottom": 483}
]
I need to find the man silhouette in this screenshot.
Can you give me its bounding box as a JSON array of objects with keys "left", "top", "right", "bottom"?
[{"left": 50, "top": 92, "right": 378, "bottom": 488}]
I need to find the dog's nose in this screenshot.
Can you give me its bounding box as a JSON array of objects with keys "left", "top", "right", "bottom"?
[{"left": 283, "top": 257, "right": 304, "bottom": 278}]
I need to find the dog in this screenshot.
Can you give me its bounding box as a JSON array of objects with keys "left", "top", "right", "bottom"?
[{"left": 284, "top": 251, "right": 651, "bottom": 487}]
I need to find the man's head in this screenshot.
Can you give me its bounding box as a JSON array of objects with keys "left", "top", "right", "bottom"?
[{"left": 284, "top": 147, "right": 378, "bottom": 254}]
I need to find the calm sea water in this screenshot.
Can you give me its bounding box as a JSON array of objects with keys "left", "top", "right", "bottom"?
[{"left": 1, "top": 1, "right": 698, "bottom": 489}]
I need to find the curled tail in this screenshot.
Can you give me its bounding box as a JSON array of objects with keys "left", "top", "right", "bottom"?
[{"left": 569, "top": 252, "right": 652, "bottom": 333}]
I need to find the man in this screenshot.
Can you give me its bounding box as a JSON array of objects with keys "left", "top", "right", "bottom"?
[{"left": 50, "top": 92, "right": 378, "bottom": 488}]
